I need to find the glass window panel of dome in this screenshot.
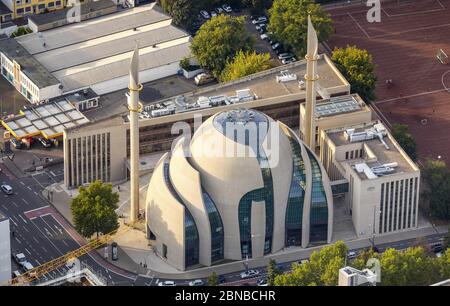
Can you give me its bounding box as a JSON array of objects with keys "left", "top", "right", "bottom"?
[{"left": 202, "top": 189, "right": 224, "bottom": 262}]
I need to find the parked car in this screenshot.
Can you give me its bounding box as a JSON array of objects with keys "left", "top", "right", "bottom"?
[
  {"left": 278, "top": 52, "right": 294, "bottom": 60},
  {"left": 218, "top": 275, "right": 226, "bottom": 284},
  {"left": 255, "top": 23, "right": 266, "bottom": 31},
  {"left": 12, "top": 252, "right": 27, "bottom": 265},
  {"left": 240, "top": 269, "right": 260, "bottom": 279},
  {"left": 282, "top": 57, "right": 297, "bottom": 64},
  {"left": 210, "top": 11, "right": 217, "bottom": 18},
  {"left": 271, "top": 42, "right": 281, "bottom": 50},
  {"left": 275, "top": 48, "right": 287, "bottom": 55},
  {"left": 252, "top": 16, "right": 267, "bottom": 24},
  {"left": 215, "top": 7, "right": 224, "bottom": 14},
  {"left": 258, "top": 27, "right": 267, "bottom": 34},
  {"left": 1, "top": 184, "right": 13, "bottom": 195},
  {"left": 257, "top": 278, "right": 268, "bottom": 286},
  {"left": 260, "top": 33, "right": 269, "bottom": 40},
  {"left": 432, "top": 244, "right": 443, "bottom": 253},
  {"left": 347, "top": 251, "right": 358, "bottom": 260},
  {"left": 188, "top": 279, "right": 205, "bottom": 286},
  {"left": 22, "top": 262, "right": 34, "bottom": 272},
  {"left": 195, "top": 73, "right": 215, "bottom": 86},
  {"left": 38, "top": 137, "right": 51, "bottom": 148},
  {"left": 200, "top": 10, "right": 210, "bottom": 19},
  {"left": 158, "top": 280, "right": 176, "bottom": 286},
  {"left": 12, "top": 270, "right": 21, "bottom": 278},
  {"left": 10, "top": 138, "right": 22, "bottom": 149},
  {"left": 222, "top": 4, "right": 232, "bottom": 13}
]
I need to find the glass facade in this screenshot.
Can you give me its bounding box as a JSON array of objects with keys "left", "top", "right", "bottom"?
[
  {"left": 238, "top": 124, "right": 274, "bottom": 259},
  {"left": 285, "top": 133, "right": 306, "bottom": 247},
  {"left": 202, "top": 188, "right": 224, "bottom": 263},
  {"left": 163, "top": 163, "right": 199, "bottom": 267},
  {"left": 306, "top": 149, "right": 328, "bottom": 245}
]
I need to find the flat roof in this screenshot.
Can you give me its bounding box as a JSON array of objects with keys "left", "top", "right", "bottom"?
[
  {"left": 1, "top": 100, "right": 89, "bottom": 139},
  {"left": 28, "top": 0, "right": 116, "bottom": 26},
  {"left": 0, "top": 38, "right": 60, "bottom": 88},
  {"left": 67, "top": 55, "right": 349, "bottom": 133},
  {"left": 13, "top": 4, "right": 191, "bottom": 93},
  {"left": 17, "top": 4, "right": 171, "bottom": 54},
  {"left": 327, "top": 122, "right": 418, "bottom": 179}
]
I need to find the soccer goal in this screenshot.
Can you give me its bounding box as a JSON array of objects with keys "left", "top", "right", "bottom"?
[{"left": 437, "top": 49, "right": 449, "bottom": 65}]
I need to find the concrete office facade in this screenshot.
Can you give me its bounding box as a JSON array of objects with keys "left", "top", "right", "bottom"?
[
  {"left": 319, "top": 122, "right": 420, "bottom": 237},
  {"left": 145, "top": 110, "right": 333, "bottom": 271}
]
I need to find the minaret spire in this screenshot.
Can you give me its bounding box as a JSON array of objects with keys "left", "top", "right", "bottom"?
[
  {"left": 128, "top": 44, "right": 142, "bottom": 223},
  {"left": 304, "top": 15, "right": 319, "bottom": 150}
]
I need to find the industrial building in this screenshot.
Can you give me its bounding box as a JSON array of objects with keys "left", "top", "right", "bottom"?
[
  {"left": 0, "top": 213, "right": 11, "bottom": 284},
  {"left": 145, "top": 109, "right": 334, "bottom": 270},
  {"left": 0, "top": 3, "right": 193, "bottom": 103}
]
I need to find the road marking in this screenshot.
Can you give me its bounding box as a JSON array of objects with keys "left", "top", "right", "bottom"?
[
  {"left": 11, "top": 201, "right": 18, "bottom": 208},
  {"left": 347, "top": 12, "right": 370, "bottom": 39},
  {"left": 15, "top": 237, "right": 21, "bottom": 244},
  {"left": 20, "top": 181, "right": 25, "bottom": 186},
  {"left": 18, "top": 214, "right": 28, "bottom": 224},
  {"left": 50, "top": 171, "right": 56, "bottom": 177},
  {"left": 41, "top": 246, "right": 48, "bottom": 253},
  {"left": 33, "top": 237, "right": 40, "bottom": 244},
  {"left": 1, "top": 205, "right": 8, "bottom": 212},
  {"left": 22, "top": 199, "right": 29, "bottom": 205},
  {"left": 9, "top": 218, "right": 17, "bottom": 227},
  {"left": 25, "top": 248, "right": 31, "bottom": 255},
  {"left": 27, "top": 186, "right": 32, "bottom": 190}
]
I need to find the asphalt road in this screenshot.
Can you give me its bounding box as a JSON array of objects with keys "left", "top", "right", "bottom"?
[
  {"left": 0, "top": 159, "right": 447, "bottom": 287},
  {"left": 0, "top": 162, "right": 137, "bottom": 286}
]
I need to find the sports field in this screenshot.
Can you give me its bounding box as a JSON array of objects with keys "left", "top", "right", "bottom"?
[{"left": 325, "top": 0, "right": 450, "bottom": 164}]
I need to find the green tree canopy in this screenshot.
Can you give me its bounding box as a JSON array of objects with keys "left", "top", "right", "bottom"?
[
  {"left": 191, "top": 15, "right": 254, "bottom": 78},
  {"left": 391, "top": 124, "right": 417, "bottom": 161},
  {"left": 71, "top": 180, "right": 120, "bottom": 238},
  {"left": 268, "top": 0, "right": 333, "bottom": 57},
  {"left": 422, "top": 159, "right": 450, "bottom": 220},
  {"left": 267, "top": 259, "right": 281, "bottom": 285},
  {"left": 220, "top": 50, "right": 273, "bottom": 82},
  {"left": 207, "top": 272, "right": 219, "bottom": 286},
  {"left": 331, "top": 45, "right": 377, "bottom": 102},
  {"left": 274, "top": 241, "right": 348, "bottom": 286}
]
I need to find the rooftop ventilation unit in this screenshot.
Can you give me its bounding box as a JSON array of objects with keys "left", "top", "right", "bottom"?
[
  {"left": 371, "top": 162, "right": 398, "bottom": 176},
  {"left": 344, "top": 124, "right": 390, "bottom": 149},
  {"left": 276, "top": 70, "right": 297, "bottom": 83},
  {"left": 354, "top": 163, "right": 377, "bottom": 179}
]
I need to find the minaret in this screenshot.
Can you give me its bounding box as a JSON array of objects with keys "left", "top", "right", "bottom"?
[
  {"left": 128, "top": 46, "right": 142, "bottom": 223},
  {"left": 304, "top": 15, "right": 319, "bottom": 150}
]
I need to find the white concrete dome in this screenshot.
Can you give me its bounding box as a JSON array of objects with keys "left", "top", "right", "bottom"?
[{"left": 145, "top": 109, "right": 333, "bottom": 271}]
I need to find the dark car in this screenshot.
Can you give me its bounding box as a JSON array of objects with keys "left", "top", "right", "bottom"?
[
  {"left": 10, "top": 138, "right": 22, "bottom": 149},
  {"left": 218, "top": 275, "right": 226, "bottom": 284},
  {"left": 432, "top": 244, "right": 443, "bottom": 253}
]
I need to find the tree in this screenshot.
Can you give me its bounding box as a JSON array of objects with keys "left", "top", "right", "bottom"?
[
  {"left": 208, "top": 272, "right": 218, "bottom": 286},
  {"left": 268, "top": 0, "right": 333, "bottom": 57},
  {"left": 422, "top": 159, "right": 450, "bottom": 220},
  {"left": 71, "top": 180, "right": 120, "bottom": 238},
  {"left": 332, "top": 45, "right": 377, "bottom": 102},
  {"left": 191, "top": 15, "right": 254, "bottom": 78},
  {"left": 379, "top": 247, "right": 441, "bottom": 286},
  {"left": 274, "top": 241, "right": 348, "bottom": 286},
  {"left": 391, "top": 124, "right": 417, "bottom": 161},
  {"left": 267, "top": 259, "right": 281, "bottom": 285},
  {"left": 220, "top": 50, "right": 273, "bottom": 82}
]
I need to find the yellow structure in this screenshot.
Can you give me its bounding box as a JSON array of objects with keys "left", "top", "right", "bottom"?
[{"left": 1, "top": 0, "right": 65, "bottom": 20}]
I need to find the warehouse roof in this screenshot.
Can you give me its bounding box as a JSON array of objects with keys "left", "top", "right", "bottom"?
[
  {"left": 33, "top": 21, "right": 187, "bottom": 72},
  {"left": 28, "top": 0, "right": 116, "bottom": 26},
  {"left": 53, "top": 39, "right": 192, "bottom": 92},
  {"left": 0, "top": 38, "right": 59, "bottom": 88},
  {"left": 16, "top": 4, "right": 171, "bottom": 54}
]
